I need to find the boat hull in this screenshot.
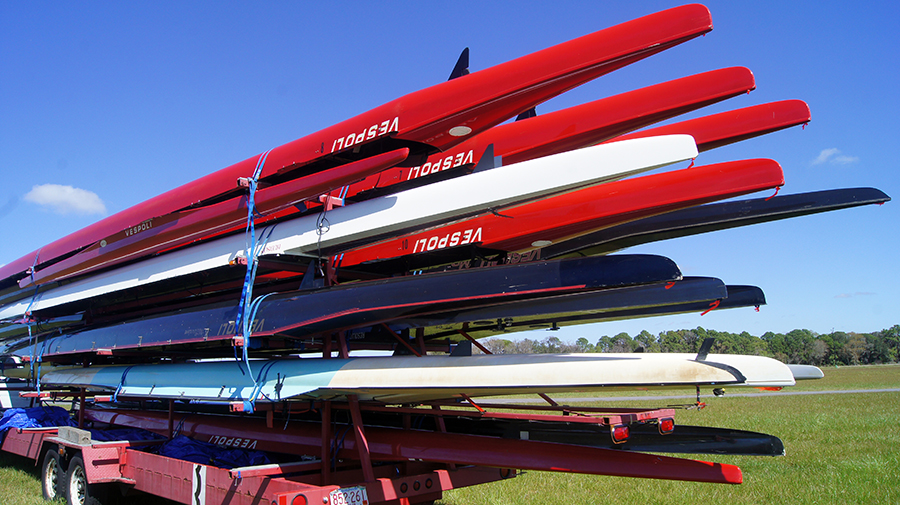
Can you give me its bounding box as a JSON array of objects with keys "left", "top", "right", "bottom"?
[
  {"left": 2, "top": 254, "right": 681, "bottom": 359},
  {"left": 42, "top": 352, "right": 796, "bottom": 404},
  {"left": 1, "top": 135, "right": 696, "bottom": 322}
]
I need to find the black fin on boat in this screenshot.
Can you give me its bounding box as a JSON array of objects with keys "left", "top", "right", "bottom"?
[
  {"left": 696, "top": 338, "right": 715, "bottom": 361},
  {"left": 448, "top": 47, "right": 470, "bottom": 80},
  {"left": 516, "top": 107, "right": 537, "bottom": 121},
  {"left": 472, "top": 144, "right": 502, "bottom": 173}
]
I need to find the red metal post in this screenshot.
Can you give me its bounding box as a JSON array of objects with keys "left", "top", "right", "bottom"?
[
  {"left": 539, "top": 393, "right": 559, "bottom": 406},
  {"left": 380, "top": 324, "right": 421, "bottom": 357},
  {"left": 78, "top": 388, "right": 86, "bottom": 428},
  {"left": 415, "top": 328, "right": 427, "bottom": 356},
  {"left": 321, "top": 401, "right": 331, "bottom": 485},
  {"left": 348, "top": 395, "right": 375, "bottom": 482},
  {"left": 431, "top": 405, "right": 456, "bottom": 471},
  {"left": 168, "top": 399, "right": 174, "bottom": 438},
  {"left": 338, "top": 331, "right": 350, "bottom": 359},
  {"left": 323, "top": 334, "right": 332, "bottom": 359},
  {"left": 457, "top": 327, "right": 492, "bottom": 355}
]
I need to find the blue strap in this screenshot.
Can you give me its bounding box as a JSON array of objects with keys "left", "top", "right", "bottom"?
[
  {"left": 235, "top": 150, "right": 272, "bottom": 340},
  {"left": 233, "top": 150, "right": 276, "bottom": 407},
  {"left": 240, "top": 360, "right": 278, "bottom": 414},
  {"left": 35, "top": 339, "right": 49, "bottom": 391},
  {"left": 112, "top": 365, "right": 134, "bottom": 403},
  {"left": 25, "top": 250, "right": 41, "bottom": 390}
]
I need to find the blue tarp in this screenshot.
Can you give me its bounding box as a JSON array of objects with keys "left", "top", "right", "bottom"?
[
  {"left": 0, "top": 407, "right": 272, "bottom": 469},
  {"left": 0, "top": 406, "right": 75, "bottom": 441},
  {"left": 157, "top": 435, "right": 272, "bottom": 469}
]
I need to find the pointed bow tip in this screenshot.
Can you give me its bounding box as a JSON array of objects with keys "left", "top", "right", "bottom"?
[
  {"left": 679, "top": 3, "right": 713, "bottom": 28},
  {"left": 722, "top": 463, "right": 744, "bottom": 484}
]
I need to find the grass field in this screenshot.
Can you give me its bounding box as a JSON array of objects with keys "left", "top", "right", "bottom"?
[
  {"left": 441, "top": 364, "right": 900, "bottom": 505},
  {"left": 1, "top": 364, "right": 897, "bottom": 504}
]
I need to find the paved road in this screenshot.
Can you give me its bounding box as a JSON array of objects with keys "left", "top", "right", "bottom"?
[{"left": 480, "top": 388, "right": 900, "bottom": 403}]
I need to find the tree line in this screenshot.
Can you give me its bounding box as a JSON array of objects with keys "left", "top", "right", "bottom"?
[{"left": 478, "top": 324, "right": 900, "bottom": 366}]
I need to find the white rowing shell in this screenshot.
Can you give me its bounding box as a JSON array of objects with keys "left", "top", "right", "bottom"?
[
  {"left": 41, "top": 351, "right": 795, "bottom": 404},
  {"left": 2, "top": 135, "right": 697, "bottom": 320}
]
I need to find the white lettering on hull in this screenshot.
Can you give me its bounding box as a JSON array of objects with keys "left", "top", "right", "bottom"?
[
  {"left": 330, "top": 117, "right": 400, "bottom": 153},
  {"left": 407, "top": 150, "right": 474, "bottom": 180}
]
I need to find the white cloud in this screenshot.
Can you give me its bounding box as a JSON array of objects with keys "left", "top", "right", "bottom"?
[
  {"left": 832, "top": 155, "right": 859, "bottom": 165},
  {"left": 812, "top": 148, "right": 839, "bottom": 165},
  {"left": 835, "top": 292, "right": 876, "bottom": 299},
  {"left": 23, "top": 184, "right": 107, "bottom": 216},
  {"left": 811, "top": 148, "right": 858, "bottom": 166}
]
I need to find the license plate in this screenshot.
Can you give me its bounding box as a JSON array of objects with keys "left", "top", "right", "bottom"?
[{"left": 329, "top": 486, "right": 368, "bottom": 505}]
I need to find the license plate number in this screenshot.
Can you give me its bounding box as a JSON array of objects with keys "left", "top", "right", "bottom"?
[{"left": 329, "top": 486, "right": 368, "bottom": 505}]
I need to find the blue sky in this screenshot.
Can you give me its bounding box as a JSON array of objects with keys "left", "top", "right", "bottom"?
[{"left": 1, "top": 1, "right": 897, "bottom": 340}]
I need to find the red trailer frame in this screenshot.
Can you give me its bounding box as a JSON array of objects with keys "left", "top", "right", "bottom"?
[
  {"left": 3, "top": 424, "right": 513, "bottom": 505},
  {"left": 1, "top": 385, "right": 743, "bottom": 505}
]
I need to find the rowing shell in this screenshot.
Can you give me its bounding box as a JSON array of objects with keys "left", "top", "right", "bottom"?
[
  {"left": 41, "top": 352, "right": 798, "bottom": 405},
  {"left": 1, "top": 254, "right": 682, "bottom": 359},
  {"left": 333, "top": 66, "right": 756, "bottom": 200},
  {"left": 0, "top": 135, "right": 697, "bottom": 323},
  {"left": 542, "top": 187, "right": 892, "bottom": 258},
  {"left": 343, "top": 279, "right": 763, "bottom": 344},
  {"left": 0, "top": 4, "right": 713, "bottom": 287},
  {"left": 334, "top": 157, "right": 783, "bottom": 273}
]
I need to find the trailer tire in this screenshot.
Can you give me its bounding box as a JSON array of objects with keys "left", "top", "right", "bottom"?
[
  {"left": 40, "top": 448, "right": 65, "bottom": 501},
  {"left": 65, "top": 455, "right": 108, "bottom": 505}
]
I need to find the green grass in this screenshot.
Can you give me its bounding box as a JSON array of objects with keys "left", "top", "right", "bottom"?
[
  {"left": 0, "top": 452, "right": 57, "bottom": 505},
  {"left": 790, "top": 363, "right": 900, "bottom": 391},
  {"left": 479, "top": 363, "right": 900, "bottom": 401},
  {"left": 2, "top": 365, "right": 898, "bottom": 504},
  {"left": 440, "top": 365, "right": 900, "bottom": 505},
  {"left": 439, "top": 393, "right": 900, "bottom": 504}
]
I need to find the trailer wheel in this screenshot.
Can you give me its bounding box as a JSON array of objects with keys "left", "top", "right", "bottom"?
[
  {"left": 40, "top": 448, "right": 65, "bottom": 501},
  {"left": 65, "top": 455, "right": 108, "bottom": 505}
]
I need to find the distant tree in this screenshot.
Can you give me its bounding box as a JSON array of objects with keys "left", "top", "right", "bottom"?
[
  {"left": 530, "top": 338, "right": 549, "bottom": 354},
  {"left": 822, "top": 331, "right": 850, "bottom": 365},
  {"left": 694, "top": 327, "right": 710, "bottom": 343},
  {"left": 595, "top": 335, "right": 612, "bottom": 353},
  {"left": 634, "top": 330, "right": 660, "bottom": 353},
  {"left": 683, "top": 328, "right": 704, "bottom": 352},
  {"left": 842, "top": 333, "right": 868, "bottom": 365},
  {"left": 762, "top": 331, "right": 789, "bottom": 363},
  {"left": 866, "top": 332, "right": 892, "bottom": 364},
  {"left": 545, "top": 336, "right": 563, "bottom": 353},
  {"left": 785, "top": 329, "right": 817, "bottom": 364},
  {"left": 515, "top": 338, "right": 536, "bottom": 354},
  {"left": 707, "top": 329, "right": 731, "bottom": 354},
  {"left": 809, "top": 339, "right": 829, "bottom": 366},
  {"left": 884, "top": 325, "right": 900, "bottom": 363},
  {"left": 609, "top": 332, "right": 635, "bottom": 353},
  {"left": 741, "top": 331, "right": 769, "bottom": 355},
  {"left": 706, "top": 329, "right": 743, "bottom": 354},
  {"left": 478, "top": 324, "right": 898, "bottom": 362},
  {"left": 482, "top": 338, "right": 516, "bottom": 354},
  {"left": 575, "top": 337, "right": 594, "bottom": 353},
  {"left": 659, "top": 330, "right": 689, "bottom": 353}
]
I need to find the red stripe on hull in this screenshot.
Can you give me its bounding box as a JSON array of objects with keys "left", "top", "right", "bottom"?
[{"left": 338, "top": 159, "right": 784, "bottom": 266}]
